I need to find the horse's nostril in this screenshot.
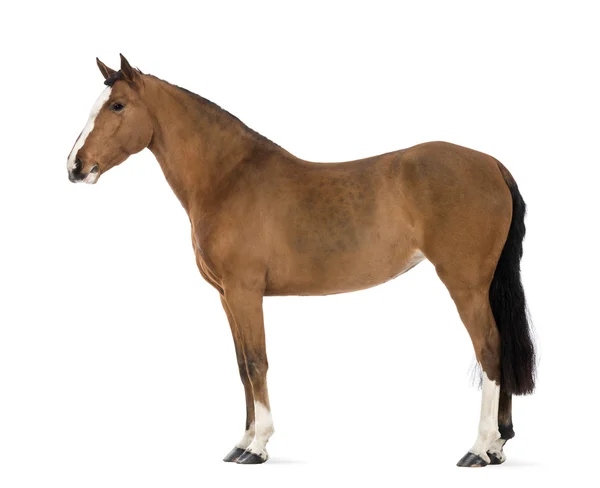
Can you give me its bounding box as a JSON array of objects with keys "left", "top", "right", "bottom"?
[
  {"left": 90, "top": 164, "right": 99, "bottom": 174},
  {"left": 75, "top": 157, "right": 82, "bottom": 170}
]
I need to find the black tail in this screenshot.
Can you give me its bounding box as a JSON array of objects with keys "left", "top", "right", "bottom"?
[{"left": 489, "top": 163, "right": 536, "bottom": 395}]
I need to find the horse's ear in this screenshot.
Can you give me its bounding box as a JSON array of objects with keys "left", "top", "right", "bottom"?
[
  {"left": 96, "top": 58, "right": 117, "bottom": 80},
  {"left": 119, "top": 53, "right": 141, "bottom": 84}
]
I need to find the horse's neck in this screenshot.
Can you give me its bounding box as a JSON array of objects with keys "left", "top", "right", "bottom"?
[{"left": 144, "top": 76, "right": 265, "bottom": 215}]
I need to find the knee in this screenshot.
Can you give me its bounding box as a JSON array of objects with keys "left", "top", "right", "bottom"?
[
  {"left": 245, "top": 356, "right": 268, "bottom": 381},
  {"left": 236, "top": 357, "right": 268, "bottom": 382}
]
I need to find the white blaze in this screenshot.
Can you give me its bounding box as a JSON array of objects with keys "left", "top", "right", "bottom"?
[{"left": 67, "top": 87, "right": 112, "bottom": 172}]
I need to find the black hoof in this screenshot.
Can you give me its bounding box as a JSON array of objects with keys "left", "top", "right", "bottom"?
[
  {"left": 456, "top": 452, "right": 489, "bottom": 467},
  {"left": 236, "top": 450, "right": 267, "bottom": 464},
  {"left": 487, "top": 451, "right": 505, "bottom": 465},
  {"left": 223, "top": 447, "right": 246, "bottom": 463}
]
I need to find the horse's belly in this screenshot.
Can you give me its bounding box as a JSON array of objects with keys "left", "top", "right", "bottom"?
[{"left": 264, "top": 246, "right": 425, "bottom": 296}]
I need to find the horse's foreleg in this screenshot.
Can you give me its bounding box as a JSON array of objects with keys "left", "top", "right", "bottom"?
[
  {"left": 222, "top": 285, "right": 273, "bottom": 465},
  {"left": 221, "top": 296, "right": 256, "bottom": 462}
]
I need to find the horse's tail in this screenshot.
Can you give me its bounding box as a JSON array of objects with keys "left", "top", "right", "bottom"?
[{"left": 489, "top": 162, "right": 536, "bottom": 395}]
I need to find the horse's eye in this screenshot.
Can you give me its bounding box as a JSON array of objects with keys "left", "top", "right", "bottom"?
[{"left": 110, "top": 103, "right": 124, "bottom": 112}]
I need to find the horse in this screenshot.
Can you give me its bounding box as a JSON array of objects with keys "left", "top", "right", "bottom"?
[{"left": 67, "top": 54, "right": 535, "bottom": 467}]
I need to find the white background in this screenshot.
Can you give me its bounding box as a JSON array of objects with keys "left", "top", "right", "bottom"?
[{"left": 1, "top": 1, "right": 599, "bottom": 487}]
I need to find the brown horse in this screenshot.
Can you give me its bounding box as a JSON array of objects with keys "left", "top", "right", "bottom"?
[{"left": 67, "top": 55, "right": 535, "bottom": 467}]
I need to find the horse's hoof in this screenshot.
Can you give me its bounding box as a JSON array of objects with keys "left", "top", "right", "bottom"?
[
  {"left": 223, "top": 447, "right": 246, "bottom": 463},
  {"left": 456, "top": 452, "right": 489, "bottom": 467},
  {"left": 236, "top": 450, "right": 267, "bottom": 464},
  {"left": 487, "top": 451, "right": 506, "bottom": 465}
]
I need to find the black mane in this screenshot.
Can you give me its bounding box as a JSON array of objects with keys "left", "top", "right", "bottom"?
[
  {"left": 153, "top": 75, "right": 281, "bottom": 150},
  {"left": 103, "top": 71, "right": 281, "bottom": 149}
]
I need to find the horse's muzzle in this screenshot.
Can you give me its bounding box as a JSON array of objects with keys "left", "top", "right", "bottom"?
[{"left": 69, "top": 158, "right": 99, "bottom": 184}]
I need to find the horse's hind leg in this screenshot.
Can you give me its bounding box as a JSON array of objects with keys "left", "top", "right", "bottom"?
[
  {"left": 438, "top": 274, "right": 502, "bottom": 467},
  {"left": 487, "top": 387, "right": 515, "bottom": 464}
]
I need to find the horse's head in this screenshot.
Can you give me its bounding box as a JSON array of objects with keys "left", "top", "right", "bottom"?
[{"left": 67, "top": 55, "right": 153, "bottom": 184}]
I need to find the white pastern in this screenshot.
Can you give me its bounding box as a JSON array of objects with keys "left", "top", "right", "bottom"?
[
  {"left": 67, "top": 87, "right": 112, "bottom": 172},
  {"left": 235, "top": 422, "right": 255, "bottom": 450},
  {"left": 469, "top": 371, "right": 501, "bottom": 462},
  {"left": 245, "top": 402, "right": 274, "bottom": 460},
  {"left": 487, "top": 438, "right": 507, "bottom": 463}
]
